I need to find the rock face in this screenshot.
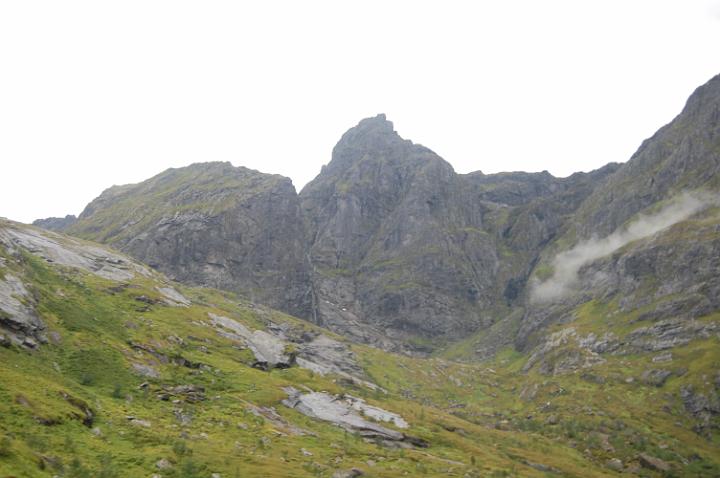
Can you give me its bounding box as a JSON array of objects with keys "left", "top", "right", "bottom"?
[
  {"left": 299, "top": 114, "right": 617, "bottom": 348},
  {"left": 0, "top": 273, "right": 46, "bottom": 347},
  {"left": 515, "top": 74, "right": 720, "bottom": 355},
  {"left": 300, "top": 114, "right": 497, "bottom": 343},
  {"left": 571, "top": 73, "right": 720, "bottom": 240},
  {"left": 67, "top": 163, "right": 312, "bottom": 320},
  {"left": 53, "top": 74, "right": 720, "bottom": 355}
]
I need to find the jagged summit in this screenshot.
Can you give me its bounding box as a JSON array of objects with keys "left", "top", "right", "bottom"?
[
  {"left": 338, "top": 113, "right": 397, "bottom": 144},
  {"left": 322, "top": 114, "right": 412, "bottom": 175}
]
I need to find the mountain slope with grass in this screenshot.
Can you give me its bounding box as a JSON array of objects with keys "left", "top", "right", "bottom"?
[{"left": 1, "top": 219, "right": 719, "bottom": 476}]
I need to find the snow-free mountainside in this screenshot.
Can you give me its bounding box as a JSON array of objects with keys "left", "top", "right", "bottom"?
[{"left": 0, "top": 73, "right": 717, "bottom": 476}]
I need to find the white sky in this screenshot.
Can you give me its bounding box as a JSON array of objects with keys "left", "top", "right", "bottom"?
[{"left": 1, "top": 1, "right": 719, "bottom": 224}]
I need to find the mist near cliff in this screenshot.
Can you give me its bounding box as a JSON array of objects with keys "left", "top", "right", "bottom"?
[{"left": 531, "top": 191, "right": 718, "bottom": 303}]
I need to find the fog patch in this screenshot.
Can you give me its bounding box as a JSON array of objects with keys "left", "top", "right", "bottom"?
[{"left": 531, "top": 192, "right": 718, "bottom": 303}]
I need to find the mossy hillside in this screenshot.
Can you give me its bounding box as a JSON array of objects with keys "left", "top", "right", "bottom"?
[
  {"left": 434, "top": 283, "right": 720, "bottom": 475},
  {"left": 2, "top": 221, "right": 719, "bottom": 476},
  {"left": 1, "top": 241, "right": 618, "bottom": 477}
]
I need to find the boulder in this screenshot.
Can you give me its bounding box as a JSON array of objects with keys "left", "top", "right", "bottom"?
[{"left": 638, "top": 453, "right": 670, "bottom": 472}]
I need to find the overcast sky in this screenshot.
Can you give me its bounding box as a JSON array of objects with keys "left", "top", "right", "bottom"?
[{"left": 2, "top": 1, "right": 720, "bottom": 223}]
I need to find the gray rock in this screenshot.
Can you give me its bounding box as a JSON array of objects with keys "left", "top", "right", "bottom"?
[
  {"left": 653, "top": 352, "right": 673, "bottom": 363},
  {"left": 281, "top": 387, "right": 424, "bottom": 447},
  {"left": 0, "top": 221, "right": 153, "bottom": 282},
  {"left": 522, "top": 328, "right": 605, "bottom": 375},
  {"left": 680, "top": 385, "right": 720, "bottom": 423},
  {"left": 640, "top": 369, "right": 672, "bottom": 387},
  {"left": 606, "top": 458, "right": 623, "bottom": 471},
  {"left": 209, "top": 313, "right": 295, "bottom": 369},
  {"left": 158, "top": 385, "right": 205, "bottom": 403},
  {"left": 155, "top": 286, "right": 191, "bottom": 307},
  {"left": 127, "top": 417, "right": 151, "bottom": 428},
  {"left": 131, "top": 363, "right": 160, "bottom": 378},
  {"left": 209, "top": 313, "right": 381, "bottom": 390},
  {"left": 244, "top": 403, "right": 311, "bottom": 436},
  {"left": 332, "top": 469, "right": 363, "bottom": 478},
  {"left": 0, "top": 273, "right": 46, "bottom": 346},
  {"left": 638, "top": 453, "right": 671, "bottom": 472}
]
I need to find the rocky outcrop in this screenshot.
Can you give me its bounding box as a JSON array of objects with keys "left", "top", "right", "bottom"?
[
  {"left": 300, "top": 115, "right": 492, "bottom": 343},
  {"left": 281, "top": 387, "right": 425, "bottom": 447},
  {"left": 0, "top": 273, "right": 46, "bottom": 347},
  {"left": 208, "top": 312, "right": 380, "bottom": 389},
  {"left": 0, "top": 220, "right": 197, "bottom": 348},
  {"left": 0, "top": 221, "right": 152, "bottom": 282},
  {"left": 522, "top": 328, "right": 607, "bottom": 375},
  {"left": 209, "top": 312, "right": 296, "bottom": 369},
  {"left": 68, "top": 163, "right": 312, "bottom": 320}
]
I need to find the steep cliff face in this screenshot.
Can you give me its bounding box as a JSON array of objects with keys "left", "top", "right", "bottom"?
[
  {"left": 67, "top": 162, "right": 312, "bottom": 319},
  {"left": 570, "top": 73, "right": 720, "bottom": 239},
  {"left": 300, "top": 115, "right": 496, "bottom": 345},
  {"left": 513, "top": 74, "right": 720, "bottom": 362},
  {"left": 299, "top": 115, "right": 618, "bottom": 349}
]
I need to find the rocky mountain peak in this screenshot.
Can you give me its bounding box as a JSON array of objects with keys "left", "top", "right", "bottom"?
[
  {"left": 346, "top": 113, "right": 395, "bottom": 138},
  {"left": 322, "top": 114, "right": 420, "bottom": 176}
]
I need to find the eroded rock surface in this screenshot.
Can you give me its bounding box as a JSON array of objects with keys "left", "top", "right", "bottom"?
[
  {"left": 0, "top": 222, "right": 151, "bottom": 281},
  {"left": 0, "top": 273, "right": 45, "bottom": 347},
  {"left": 208, "top": 312, "right": 380, "bottom": 388},
  {"left": 281, "top": 387, "right": 423, "bottom": 447}
]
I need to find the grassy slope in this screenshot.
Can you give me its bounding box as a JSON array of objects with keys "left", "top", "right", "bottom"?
[
  {"left": 0, "top": 230, "right": 610, "bottom": 478},
  {"left": 0, "top": 222, "right": 718, "bottom": 477},
  {"left": 439, "top": 214, "right": 720, "bottom": 476}
]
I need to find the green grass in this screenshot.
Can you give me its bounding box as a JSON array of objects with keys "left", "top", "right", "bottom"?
[{"left": 1, "top": 222, "right": 719, "bottom": 476}]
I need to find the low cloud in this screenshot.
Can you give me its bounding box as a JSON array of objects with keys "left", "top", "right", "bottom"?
[{"left": 531, "top": 191, "right": 717, "bottom": 303}]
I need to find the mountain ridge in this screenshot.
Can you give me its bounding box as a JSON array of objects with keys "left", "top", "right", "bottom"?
[{"left": 33, "top": 73, "right": 720, "bottom": 358}]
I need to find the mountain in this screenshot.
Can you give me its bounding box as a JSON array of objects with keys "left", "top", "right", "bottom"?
[
  {"left": 57, "top": 115, "right": 619, "bottom": 352},
  {"left": 32, "top": 74, "right": 720, "bottom": 359},
  {"left": 299, "top": 114, "right": 619, "bottom": 349},
  {"left": 13, "top": 72, "right": 720, "bottom": 476},
  {"left": 65, "top": 162, "right": 313, "bottom": 320},
  {"left": 1, "top": 220, "right": 719, "bottom": 476}
]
